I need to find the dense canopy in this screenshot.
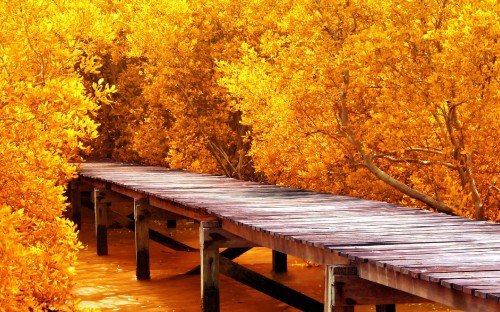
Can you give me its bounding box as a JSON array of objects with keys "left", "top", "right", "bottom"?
[{"left": 1, "top": 0, "right": 498, "bottom": 308}]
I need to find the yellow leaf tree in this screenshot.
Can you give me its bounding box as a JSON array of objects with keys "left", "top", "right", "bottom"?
[
  {"left": 0, "top": 0, "right": 115, "bottom": 309},
  {"left": 218, "top": 0, "right": 499, "bottom": 219}
]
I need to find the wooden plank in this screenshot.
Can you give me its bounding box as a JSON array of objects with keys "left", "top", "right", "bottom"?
[
  {"left": 358, "top": 262, "right": 500, "bottom": 312},
  {"left": 76, "top": 162, "right": 500, "bottom": 310},
  {"left": 111, "top": 183, "right": 148, "bottom": 199},
  {"left": 149, "top": 196, "right": 218, "bottom": 221},
  {"left": 219, "top": 256, "right": 323, "bottom": 311},
  {"left": 221, "top": 219, "right": 350, "bottom": 265},
  {"left": 185, "top": 248, "right": 252, "bottom": 275},
  {"left": 202, "top": 227, "right": 259, "bottom": 249},
  {"left": 325, "top": 265, "right": 426, "bottom": 308},
  {"left": 106, "top": 209, "right": 196, "bottom": 252}
]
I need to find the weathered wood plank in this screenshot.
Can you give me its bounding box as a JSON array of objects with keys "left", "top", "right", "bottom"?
[
  {"left": 76, "top": 162, "right": 500, "bottom": 311},
  {"left": 358, "top": 262, "right": 500, "bottom": 312},
  {"left": 220, "top": 256, "right": 323, "bottom": 311}
]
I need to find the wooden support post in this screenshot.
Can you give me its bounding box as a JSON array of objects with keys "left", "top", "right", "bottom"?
[
  {"left": 94, "top": 188, "right": 110, "bottom": 256},
  {"left": 325, "top": 265, "right": 424, "bottom": 312},
  {"left": 185, "top": 248, "right": 251, "bottom": 275},
  {"left": 134, "top": 198, "right": 151, "bottom": 280},
  {"left": 325, "top": 266, "right": 356, "bottom": 312},
  {"left": 166, "top": 219, "right": 177, "bottom": 228},
  {"left": 70, "top": 181, "right": 82, "bottom": 231},
  {"left": 200, "top": 221, "right": 221, "bottom": 312},
  {"left": 272, "top": 250, "right": 287, "bottom": 273},
  {"left": 376, "top": 305, "right": 396, "bottom": 312},
  {"left": 108, "top": 210, "right": 197, "bottom": 252}
]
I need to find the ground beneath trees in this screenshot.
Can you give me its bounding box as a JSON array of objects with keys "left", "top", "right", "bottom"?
[{"left": 73, "top": 208, "right": 460, "bottom": 311}]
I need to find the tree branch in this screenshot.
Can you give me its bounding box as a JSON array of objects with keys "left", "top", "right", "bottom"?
[
  {"left": 337, "top": 70, "right": 455, "bottom": 215},
  {"left": 372, "top": 154, "right": 457, "bottom": 169}
]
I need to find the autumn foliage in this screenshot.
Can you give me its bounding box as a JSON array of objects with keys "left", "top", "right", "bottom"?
[
  {"left": 1, "top": 0, "right": 499, "bottom": 309},
  {"left": 0, "top": 0, "right": 114, "bottom": 309},
  {"left": 91, "top": 0, "right": 498, "bottom": 219}
]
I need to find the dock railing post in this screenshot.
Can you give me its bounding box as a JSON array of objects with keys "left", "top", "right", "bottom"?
[
  {"left": 200, "top": 221, "right": 221, "bottom": 312},
  {"left": 134, "top": 198, "right": 151, "bottom": 280},
  {"left": 94, "top": 188, "right": 110, "bottom": 256}
]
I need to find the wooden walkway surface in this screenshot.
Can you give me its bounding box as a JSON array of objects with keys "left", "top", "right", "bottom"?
[{"left": 75, "top": 162, "right": 500, "bottom": 311}]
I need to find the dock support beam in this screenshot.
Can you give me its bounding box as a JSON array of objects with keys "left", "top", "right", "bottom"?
[
  {"left": 272, "top": 250, "right": 287, "bottom": 273},
  {"left": 94, "top": 188, "right": 110, "bottom": 256},
  {"left": 200, "top": 221, "right": 220, "bottom": 312},
  {"left": 325, "top": 266, "right": 356, "bottom": 312},
  {"left": 70, "top": 181, "right": 82, "bottom": 231},
  {"left": 134, "top": 198, "right": 151, "bottom": 280},
  {"left": 325, "top": 265, "right": 426, "bottom": 312}
]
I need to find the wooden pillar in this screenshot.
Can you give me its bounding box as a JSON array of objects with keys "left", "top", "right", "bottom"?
[
  {"left": 166, "top": 219, "right": 177, "bottom": 228},
  {"left": 376, "top": 305, "right": 396, "bottom": 312},
  {"left": 134, "top": 198, "right": 151, "bottom": 280},
  {"left": 200, "top": 221, "right": 220, "bottom": 312},
  {"left": 324, "top": 265, "right": 356, "bottom": 312},
  {"left": 70, "top": 181, "right": 82, "bottom": 231},
  {"left": 94, "top": 188, "right": 109, "bottom": 256},
  {"left": 325, "top": 264, "right": 420, "bottom": 311},
  {"left": 272, "top": 250, "right": 287, "bottom": 273}
]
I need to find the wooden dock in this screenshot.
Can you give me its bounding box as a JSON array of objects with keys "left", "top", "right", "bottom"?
[{"left": 70, "top": 162, "right": 500, "bottom": 311}]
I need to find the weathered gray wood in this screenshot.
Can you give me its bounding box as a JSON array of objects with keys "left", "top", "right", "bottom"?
[
  {"left": 272, "top": 250, "right": 287, "bottom": 273},
  {"left": 135, "top": 198, "right": 150, "bottom": 280},
  {"left": 94, "top": 188, "right": 110, "bottom": 256},
  {"left": 359, "top": 262, "right": 500, "bottom": 312},
  {"left": 219, "top": 256, "right": 323, "bottom": 311},
  {"left": 203, "top": 226, "right": 258, "bottom": 249},
  {"left": 325, "top": 265, "right": 424, "bottom": 310},
  {"left": 185, "top": 248, "right": 251, "bottom": 275},
  {"left": 200, "top": 221, "right": 220, "bottom": 312},
  {"left": 107, "top": 210, "right": 197, "bottom": 252},
  {"left": 325, "top": 266, "right": 356, "bottom": 312},
  {"left": 76, "top": 162, "right": 500, "bottom": 311}
]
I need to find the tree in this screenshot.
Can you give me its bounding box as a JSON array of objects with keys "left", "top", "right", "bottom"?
[
  {"left": 0, "top": 0, "right": 115, "bottom": 309},
  {"left": 218, "top": 0, "right": 499, "bottom": 219}
]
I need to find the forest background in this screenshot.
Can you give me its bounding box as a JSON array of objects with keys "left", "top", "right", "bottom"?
[{"left": 0, "top": 0, "right": 498, "bottom": 310}]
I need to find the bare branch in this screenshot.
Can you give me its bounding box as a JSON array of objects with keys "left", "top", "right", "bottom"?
[
  {"left": 176, "top": 82, "right": 240, "bottom": 178},
  {"left": 465, "top": 154, "right": 484, "bottom": 220},
  {"left": 336, "top": 70, "right": 454, "bottom": 215},
  {"left": 395, "top": 147, "right": 443, "bottom": 155},
  {"left": 373, "top": 154, "right": 457, "bottom": 169}
]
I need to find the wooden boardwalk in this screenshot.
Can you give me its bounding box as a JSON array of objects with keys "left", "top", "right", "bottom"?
[{"left": 72, "top": 162, "right": 500, "bottom": 311}]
